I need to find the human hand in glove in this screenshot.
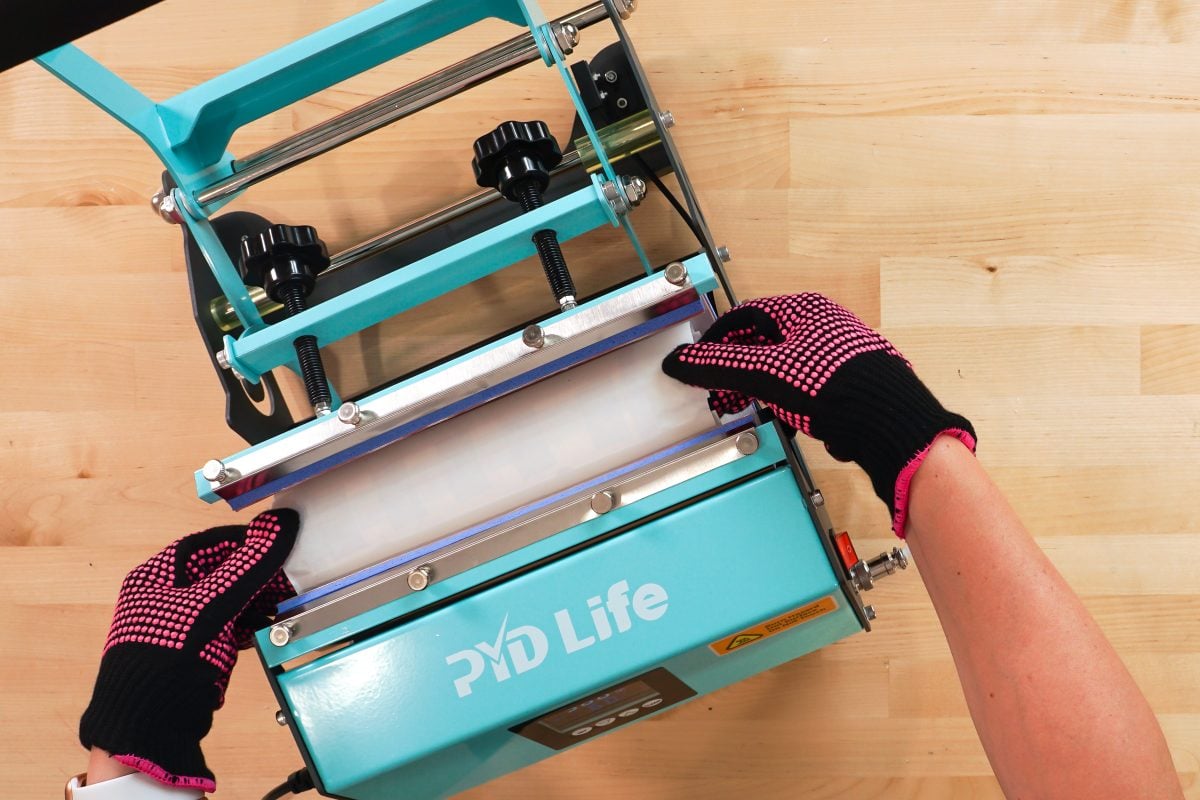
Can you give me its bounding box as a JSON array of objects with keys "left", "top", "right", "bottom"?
[
  {"left": 79, "top": 509, "right": 299, "bottom": 792},
  {"left": 662, "top": 294, "right": 975, "bottom": 536}
]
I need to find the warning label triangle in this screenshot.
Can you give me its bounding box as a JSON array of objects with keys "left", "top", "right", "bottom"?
[{"left": 725, "top": 633, "right": 763, "bottom": 651}]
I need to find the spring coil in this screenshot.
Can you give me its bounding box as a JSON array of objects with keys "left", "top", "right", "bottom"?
[{"left": 513, "top": 180, "right": 576, "bottom": 304}]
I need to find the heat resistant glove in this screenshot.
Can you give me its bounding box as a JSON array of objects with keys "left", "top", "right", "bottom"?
[
  {"left": 79, "top": 510, "right": 299, "bottom": 792},
  {"left": 662, "top": 294, "right": 976, "bottom": 536}
]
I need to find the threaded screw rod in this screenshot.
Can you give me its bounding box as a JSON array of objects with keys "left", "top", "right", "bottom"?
[
  {"left": 512, "top": 180, "right": 577, "bottom": 309},
  {"left": 279, "top": 285, "right": 332, "bottom": 413}
]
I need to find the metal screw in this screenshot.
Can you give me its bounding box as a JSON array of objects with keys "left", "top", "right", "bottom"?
[
  {"left": 811, "top": 491, "right": 825, "bottom": 507},
  {"left": 269, "top": 622, "right": 295, "bottom": 647},
  {"left": 622, "top": 175, "right": 647, "bottom": 206},
  {"left": 864, "top": 605, "right": 877, "bottom": 621},
  {"left": 659, "top": 109, "right": 676, "bottom": 129},
  {"left": 552, "top": 21, "right": 579, "bottom": 55},
  {"left": 275, "top": 710, "right": 288, "bottom": 726},
  {"left": 664, "top": 262, "right": 689, "bottom": 286},
  {"left": 734, "top": 431, "right": 760, "bottom": 455},
  {"left": 523, "top": 324, "right": 546, "bottom": 349},
  {"left": 590, "top": 490, "right": 617, "bottom": 515},
  {"left": 717, "top": 245, "right": 732, "bottom": 263},
  {"left": 603, "top": 70, "right": 619, "bottom": 84},
  {"left": 601, "top": 180, "right": 630, "bottom": 215},
  {"left": 202, "top": 459, "right": 229, "bottom": 484},
  {"left": 616, "top": 97, "right": 629, "bottom": 109},
  {"left": 337, "top": 401, "right": 363, "bottom": 426},
  {"left": 215, "top": 349, "right": 231, "bottom": 370},
  {"left": 150, "top": 191, "right": 183, "bottom": 225},
  {"left": 616, "top": 0, "right": 637, "bottom": 19},
  {"left": 408, "top": 565, "right": 433, "bottom": 591}
]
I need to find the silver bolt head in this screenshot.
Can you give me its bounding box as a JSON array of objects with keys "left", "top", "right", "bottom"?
[
  {"left": 314, "top": 401, "right": 333, "bottom": 417},
  {"left": 215, "top": 349, "right": 231, "bottom": 370},
  {"left": 617, "top": 0, "right": 637, "bottom": 19},
  {"left": 717, "top": 245, "right": 732, "bottom": 263},
  {"left": 408, "top": 565, "right": 432, "bottom": 591},
  {"left": 337, "top": 402, "right": 363, "bottom": 426},
  {"left": 269, "top": 623, "right": 293, "bottom": 647},
  {"left": 622, "top": 175, "right": 647, "bottom": 205},
  {"left": 523, "top": 324, "right": 546, "bottom": 349},
  {"left": 150, "top": 191, "right": 183, "bottom": 225},
  {"left": 616, "top": 97, "right": 629, "bottom": 109},
  {"left": 201, "top": 459, "right": 228, "bottom": 483},
  {"left": 590, "top": 490, "right": 617, "bottom": 515},
  {"left": 275, "top": 709, "right": 288, "bottom": 726},
  {"left": 604, "top": 70, "right": 619, "bottom": 84},
  {"left": 894, "top": 546, "right": 910, "bottom": 570},
  {"left": 864, "top": 605, "right": 877, "bottom": 621},
  {"left": 664, "top": 262, "right": 689, "bottom": 286},
  {"left": 659, "top": 109, "right": 676, "bottom": 129},
  {"left": 734, "top": 431, "right": 760, "bottom": 455},
  {"left": 811, "top": 491, "right": 825, "bottom": 507},
  {"left": 553, "top": 22, "right": 580, "bottom": 54}
]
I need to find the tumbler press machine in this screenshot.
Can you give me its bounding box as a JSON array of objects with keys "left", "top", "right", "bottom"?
[{"left": 33, "top": 1, "right": 908, "bottom": 796}]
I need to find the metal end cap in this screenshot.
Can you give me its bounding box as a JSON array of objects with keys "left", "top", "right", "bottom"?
[
  {"left": 201, "top": 459, "right": 228, "bottom": 483},
  {"left": 553, "top": 21, "right": 580, "bottom": 54},
  {"left": 522, "top": 324, "right": 546, "bottom": 349},
  {"left": 337, "top": 402, "right": 362, "bottom": 425},
  {"left": 664, "top": 262, "right": 688, "bottom": 286}
]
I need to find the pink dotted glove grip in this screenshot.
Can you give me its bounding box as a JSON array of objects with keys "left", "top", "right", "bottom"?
[
  {"left": 80, "top": 510, "right": 298, "bottom": 792},
  {"left": 663, "top": 294, "right": 976, "bottom": 536}
]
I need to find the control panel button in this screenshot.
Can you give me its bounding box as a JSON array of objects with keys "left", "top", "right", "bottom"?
[
  {"left": 595, "top": 717, "right": 616, "bottom": 727},
  {"left": 642, "top": 698, "right": 663, "bottom": 708},
  {"left": 571, "top": 727, "right": 593, "bottom": 737},
  {"left": 618, "top": 708, "right": 639, "bottom": 718}
]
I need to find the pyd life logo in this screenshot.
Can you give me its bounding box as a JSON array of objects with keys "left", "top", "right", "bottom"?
[{"left": 445, "top": 579, "right": 669, "bottom": 698}]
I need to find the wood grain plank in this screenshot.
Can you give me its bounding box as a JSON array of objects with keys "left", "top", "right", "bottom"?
[{"left": 1144, "top": 325, "right": 1200, "bottom": 394}]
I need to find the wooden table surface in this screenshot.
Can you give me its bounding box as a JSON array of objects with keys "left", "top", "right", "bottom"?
[{"left": 2, "top": 1, "right": 1199, "bottom": 797}]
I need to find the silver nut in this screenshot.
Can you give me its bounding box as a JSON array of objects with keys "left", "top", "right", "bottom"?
[
  {"left": 408, "top": 565, "right": 432, "bottom": 591},
  {"left": 590, "top": 490, "right": 617, "bottom": 515},
  {"left": 201, "top": 459, "right": 229, "bottom": 483},
  {"left": 664, "top": 262, "right": 689, "bottom": 286},
  {"left": 604, "top": 70, "right": 619, "bottom": 84},
  {"left": 337, "top": 401, "right": 363, "bottom": 426},
  {"left": 601, "top": 180, "right": 630, "bottom": 216},
  {"left": 269, "top": 622, "right": 294, "bottom": 647},
  {"left": 864, "top": 605, "right": 877, "bottom": 621},
  {"left": 313, "top": 401, "right": 333, "bottom": 417},
  {"left": 275, "top": 709, "right": 288, "bottom": 726},
  {"left": 150, "top": 190, "right": 183, "bottom": 225},
  {"left": 215, "top": 349, "right": 231, "bottom": 370},
  {"left": 523, "top": 324, "right": 546, "bottom": 349},
  {"left": 552, "top": 21, "right": 580, "bottom": 55},
  {"left": 811, "top": 491, "right": 825, "bottom": 507},
  {"left": 616, "top": 0, "right": 637, "bottom": 19},
  {"left": 717, "top": 245, "right": 732, "bottom": 263},
  {"left": 659, "top": 109, "right": 676, "bottom": 129},
  {"left": 734, "top": 431, "right": 759, "bottom": 455},
  {"left": 621, "top": 175, "right": 647, "bottom": 206},
  {"left": 616, "top": 97, "right": 629, "bottom": 109},
  {"left": 559, "top": 296, "right": 578, "bottom": 311}
]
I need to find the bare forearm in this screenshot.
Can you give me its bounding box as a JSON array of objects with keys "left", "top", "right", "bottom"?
[
  {"left": 86, "top": 747, "right": 137, "bottom": 784},
  {"left": 905, "top": 436, "right": 1181, "bottom": 799}
]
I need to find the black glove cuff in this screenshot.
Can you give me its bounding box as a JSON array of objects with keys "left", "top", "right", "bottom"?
[
  {"left": 80, "top": 644, "right": 219, "bottom": 787},
  {"left": 811, "top": 351, "right": 977, "bottom": 517}
]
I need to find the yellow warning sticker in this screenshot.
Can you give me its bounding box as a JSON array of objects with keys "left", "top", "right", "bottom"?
[{"left": 709, "top": 596, "right": 839, "bottom": 656}]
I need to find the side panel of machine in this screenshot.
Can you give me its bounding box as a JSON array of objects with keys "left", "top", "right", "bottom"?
[{"left": 276, "top": 467, "right": 861, "bottom": 799}]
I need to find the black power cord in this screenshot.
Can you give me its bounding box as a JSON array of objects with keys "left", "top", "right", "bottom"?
[
  {"left": 262, "top": 767, "right": 315, "bottom": 799},
  {"left": 634, "top": 154, "right": 705, "bottom": 246}
]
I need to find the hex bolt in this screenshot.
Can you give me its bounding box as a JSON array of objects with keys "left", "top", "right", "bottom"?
[
  {"left": 239, "top": 224, "right": 334, "bottom": 416},
  {"left": 269, "top": 622, "right": 295, "bottom": 647},
  {"left": 717, "top": 245, "right": 732, "bottom": 263},
  {"left": 812, "top": 491, "right": 825, "bottom": 507},
  {"left": 522, "top": 324, "right": 546, "bottom": 349},
  {"left": 150, "top": 191, "right": 183, "bottom": 225},
  {"left": 408, "top": 565, "right": 433, "bottom": 591},
  {"left": 603, "top": 70, "right": 619, "bottom": 84},
  {"left": 337, "top": 401, "right": 363, "bottom": 426},
  {"left": 664, "top": 262, "right": 689, "bottom": 286},
  {"left": 473, "top": 121, "right": 578, "bottom": 311},
  {"left": 275, "top": 710, "right": 288, "bottom": 726},
  {"left": 659, "top": 109, "right": 676, "bottom": 129},
  {"left": 864, "top": 605, "right": 877, "bottom": 621},
  {"left": 552, "top": 21, "right": 579, "bottom": 55}
]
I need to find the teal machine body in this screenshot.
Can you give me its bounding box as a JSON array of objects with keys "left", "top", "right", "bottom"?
[{"left": 38, "top": 1, "right": 906, "bottom": 796}]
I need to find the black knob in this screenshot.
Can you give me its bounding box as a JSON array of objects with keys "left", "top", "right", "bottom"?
[
  {"left": 238, "top": 223, "right": 334, "bottom": 415},
  {"left": 239, "top": 224, "right": 331, "bottom": 303},
  {"left": 472, "top": 120, "right": 564, "bottom": 201}
]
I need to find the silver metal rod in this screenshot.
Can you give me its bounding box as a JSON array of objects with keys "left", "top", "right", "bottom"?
[{"left": 196, "top": 2, "right": 612, "bottom": 207}]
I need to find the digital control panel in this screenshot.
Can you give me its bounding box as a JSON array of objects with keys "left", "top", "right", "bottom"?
[{"left": 511, "top": 667, "right": 696, "bottom": 750}]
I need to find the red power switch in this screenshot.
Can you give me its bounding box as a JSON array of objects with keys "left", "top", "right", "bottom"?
[{"left": 833, "top": 531, "right": 859, "bottom": 572}]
